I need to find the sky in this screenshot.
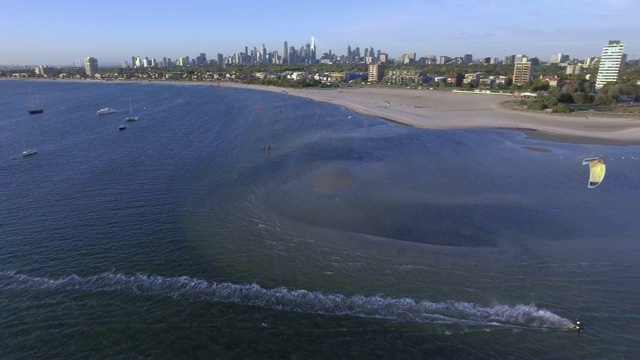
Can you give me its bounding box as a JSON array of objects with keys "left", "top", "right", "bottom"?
[{"left": 2, "top": 0, "right": 639, "bottom": 66}]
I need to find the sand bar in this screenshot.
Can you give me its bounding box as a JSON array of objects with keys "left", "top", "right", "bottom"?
[{"left": 222, "top": 82, "right": 640, "bottom": 145}]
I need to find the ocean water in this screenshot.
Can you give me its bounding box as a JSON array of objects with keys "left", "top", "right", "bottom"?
[{"left": 1, "top": 79, "right": 639, "bottom": 359}]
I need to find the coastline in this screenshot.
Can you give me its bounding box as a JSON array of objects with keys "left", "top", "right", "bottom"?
[
  {"left": 222, "top": 82, "right": 640, "bottom": 146},
  {"left": 11, "top": 78, "right": 640, "bottom": 145}
]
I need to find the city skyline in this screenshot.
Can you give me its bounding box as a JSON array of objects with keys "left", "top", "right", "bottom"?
[{"left": 2, "top": 0, "right": 638, "bottom": 66}]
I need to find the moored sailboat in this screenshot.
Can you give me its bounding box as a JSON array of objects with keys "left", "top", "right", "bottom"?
[
  {"left": 28, "top": 87, "right": 44, "bottom": 115},
  {"left": 125, "top": 98, "right": 138, "bottom": 122}
]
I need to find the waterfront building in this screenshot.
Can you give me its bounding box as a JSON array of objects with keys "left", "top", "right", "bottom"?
[
  {"left": 84, "top": 57, "right": 98, "bottom": 77},
  {"left": 367, "top": 62, "right": 384, "bottom": 83},
  {"left": 595, "top": 40, "right": 625, "bottom": 89}
]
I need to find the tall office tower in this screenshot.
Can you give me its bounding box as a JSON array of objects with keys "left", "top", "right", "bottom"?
[
  {"left": 289, "top": 46, "right": 297, "bottom": 64},
  {"left": 131, "top": 56, "right": 136, "bottom": 68},
  {"left": 122, "top": 59, "right": 129, "bottom": 68},
  {"left": 135, "top": 56, "right": 142, "bottom": 68},
  {"left": 197, "top": 53, "right": 207, "bottom": 66},
  {"left": 304, "top": 43, "right": 311, "bottom": 63},
  {"left": 347, "top": 45, "right": 352, "bottom": 61},
  {"left": 310, "top": 36, "right": 316, "bottom": 63},
  {"left": 464, "top": 54, "right": 473, "bottom": 63},
  {"left": 85, "top": 57, "right": 98, "bottom": 77},
  {"left": 283, "top": 41, "right": 288, "bottom": 64},
  {"left": 595, "top": 40, "right": 625, "bottom": 89},
  {"left": 364, "top": 48, "right": 369, "bottom": 58},
  {"left": 217, "top": 53, "right": 224, "bottom": 66},
  {"left": 162, "top": 57, "right": 167, "bottom": 67},
  {"left": 513, "top": 61, "right": 532, "bottom": 86}
]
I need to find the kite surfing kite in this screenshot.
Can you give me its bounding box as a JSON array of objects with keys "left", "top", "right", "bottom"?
[{"left": 582, "top": 157, "right": 606, "bottom": 188}]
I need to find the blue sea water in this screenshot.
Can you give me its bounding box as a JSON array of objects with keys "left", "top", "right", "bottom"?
[{"left": 1, "top": 79, "right": 639, "bottom": 359}]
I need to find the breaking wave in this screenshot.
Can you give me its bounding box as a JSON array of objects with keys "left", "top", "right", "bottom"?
[{"left": 0, "top": 271, "right": 571, "bottom": 329}]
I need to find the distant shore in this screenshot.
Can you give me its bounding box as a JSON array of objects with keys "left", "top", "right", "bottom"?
[{"left": 10, "top": 78, "right": 640, "bottom": 145}]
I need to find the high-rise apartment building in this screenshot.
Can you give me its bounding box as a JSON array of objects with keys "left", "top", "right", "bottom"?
[
  {"left": 368, "top": 62, "right": 384, "bottom": 83},
  {"left": 85, "top": 57, "right": 98, "bottom": 77},
  {"left": 595, "top": 40, "right": 625, "bottom": 89},
  {"left": 513, "top": 61, "right": 532, "bottom": 86}
]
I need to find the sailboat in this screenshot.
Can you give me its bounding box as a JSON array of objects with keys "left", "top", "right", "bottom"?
[
  {"left": 125, "top": 98, "right": 138, "bottom": 122},
  {"left": 28, "top": 87, "right": 44, "bottom": 115}
]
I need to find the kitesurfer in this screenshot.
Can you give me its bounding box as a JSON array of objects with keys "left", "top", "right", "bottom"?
[{"left": 570, "top": 318, "right": 583, "bottom": 333}]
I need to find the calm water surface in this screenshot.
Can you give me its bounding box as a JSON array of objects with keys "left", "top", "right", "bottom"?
[{"left": 1, "top": 80, "right": 639, "bottom": 359}]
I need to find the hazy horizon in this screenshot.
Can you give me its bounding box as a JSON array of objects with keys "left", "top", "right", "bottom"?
[{"left": 2, "top": 0, "right": 638, "bottom": 66}]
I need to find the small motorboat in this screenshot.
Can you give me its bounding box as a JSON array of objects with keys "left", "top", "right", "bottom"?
[{"left": 97, "top": 107, "right": 117, "bottom": 115}]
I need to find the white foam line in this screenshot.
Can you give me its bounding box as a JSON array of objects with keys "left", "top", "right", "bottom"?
[{"left": 0, "top": 271, "right": 571, "bottom": 328}]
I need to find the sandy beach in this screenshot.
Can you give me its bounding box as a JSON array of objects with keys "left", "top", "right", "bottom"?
[{"left": 220, "top": 82, "right": 640, "bottom": 145}]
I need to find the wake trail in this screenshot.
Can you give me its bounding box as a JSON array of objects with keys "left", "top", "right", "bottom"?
[{"left": 0, "top": 271, "right": 571, "bottom": 329}]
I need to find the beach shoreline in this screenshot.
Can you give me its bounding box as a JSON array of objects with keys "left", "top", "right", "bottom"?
[
  {"left": 10, "top": 78, "right": 640, "bottom": 145},
  {"left": 222, "top": 82, "right": 640, "bottom": 146}
]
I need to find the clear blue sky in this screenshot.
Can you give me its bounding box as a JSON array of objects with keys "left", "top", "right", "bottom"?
[{"left": 2, "top": 0, "right": 638, "bottom": 66}]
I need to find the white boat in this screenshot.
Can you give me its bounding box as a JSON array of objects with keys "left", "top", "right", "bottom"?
[
  {"left": 119, "top": 124, "right": 127, "bottom": 131},
  {"left": 22, "top": 149, "right": 38, "bottom": 156},
  {"left": 125, "top": 98, "right": 138, "bottom": 122},
  {"left": 97, "top": 107, "right": 117, "bottom": 115}
]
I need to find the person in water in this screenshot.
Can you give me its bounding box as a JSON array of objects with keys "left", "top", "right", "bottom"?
[{"left": 570, "top": 319, "right": 583, "bottom": 333}]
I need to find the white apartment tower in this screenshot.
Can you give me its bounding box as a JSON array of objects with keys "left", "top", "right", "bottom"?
[{"left": 595, "top": 40, "right": 624, "bottom": 89}]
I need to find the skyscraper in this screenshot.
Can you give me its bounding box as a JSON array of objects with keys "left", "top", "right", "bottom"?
[
  {"left": 595, "top": 40, "right": 625, "bottom": 89},
  {"left": 283, "top": 41, "right": 288, "bottom": 64},
  {"left": 310, "top": 36, "right": 316, "bottom": 63},
  {"left": 85, "top": 57, "right": 98, "bottom": 77}
]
